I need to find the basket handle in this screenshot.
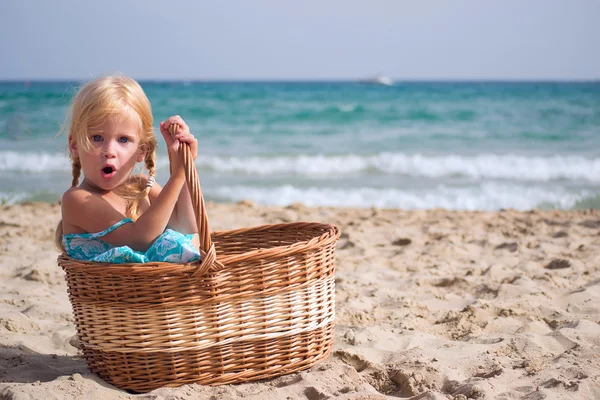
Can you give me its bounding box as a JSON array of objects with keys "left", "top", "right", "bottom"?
[{"left": 169, "top": 124, "right": 223, "bottom": 276}]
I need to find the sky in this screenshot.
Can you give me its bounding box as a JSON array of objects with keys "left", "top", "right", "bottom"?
[{"left": 1, "top": 0, "right": 599, "bottom": 81}]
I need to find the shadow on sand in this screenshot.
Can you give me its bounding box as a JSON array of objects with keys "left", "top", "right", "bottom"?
[{"left": 0, "top": 344, "right": 89, "bottom": 383}]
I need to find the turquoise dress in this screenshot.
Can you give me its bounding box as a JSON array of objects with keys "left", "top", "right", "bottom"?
[{"left": 63, "top": 219, "right": 201, "bottom": 263}]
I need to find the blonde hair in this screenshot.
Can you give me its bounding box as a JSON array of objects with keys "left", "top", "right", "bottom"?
[{"left": 55, "top": 74, "right": 158, "bottom": 250}]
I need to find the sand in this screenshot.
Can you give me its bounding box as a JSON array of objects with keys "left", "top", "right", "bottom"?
[{"left": 1, "top": 202, "right": 599, "bottom": 399}]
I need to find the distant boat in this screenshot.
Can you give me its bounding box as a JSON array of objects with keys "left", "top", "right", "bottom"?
[{"left": 358, "top": 74, "right": 394, "bottom": 86}]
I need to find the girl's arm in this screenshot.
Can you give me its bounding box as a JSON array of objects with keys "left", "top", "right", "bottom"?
[{"left": 160, "top": 117, "right": 200, "bottom": 240}]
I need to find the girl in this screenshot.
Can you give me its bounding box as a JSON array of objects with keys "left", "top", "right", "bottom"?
[{"left": 55, "top": 74, "right": 201, "bottom": 263}]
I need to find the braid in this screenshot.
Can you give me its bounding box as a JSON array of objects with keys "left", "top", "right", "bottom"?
[
  {"left": 145, "top": 151, "right": 156, "bottom": 183},
  {"left": 140, "top": 150, "right": 157, "bottom": 208},
  {"left": 71, "top": 158, "right": 81, "bottom": 187},
  {"left": 126, "top": 150, "right": 157, "bottom": 221},
  {"left": 57, "top": 157, "right": 81, "bottom": 251},
  {"left": 56, "top": 158, "right": 80, "bottom": 252}
]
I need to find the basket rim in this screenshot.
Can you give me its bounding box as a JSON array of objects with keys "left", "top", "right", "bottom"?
[{"left": 58, "top": 221, "right": 340, "bottom": 274}]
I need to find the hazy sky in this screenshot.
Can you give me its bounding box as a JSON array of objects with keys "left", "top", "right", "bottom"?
[{"left": 1, "top": 0, "right": 598, "bottom": 80}]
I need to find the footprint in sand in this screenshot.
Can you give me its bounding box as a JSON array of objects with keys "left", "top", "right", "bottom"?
[
  {"left": 544, "top": 259, "right": 571, "bottom": 270},
  {"left": 494, "top": 242, "right": 517, "bottom": 252}
]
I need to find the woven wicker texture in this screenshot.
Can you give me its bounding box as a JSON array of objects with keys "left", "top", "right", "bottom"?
[{"left": 58, "top": 125, "right": 340, "bottom": 392}]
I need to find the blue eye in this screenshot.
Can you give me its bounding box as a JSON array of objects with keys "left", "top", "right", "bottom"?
[
  {"left": 91, "top": 135, "right": 102, "bottom": 142},
  {"left": 119, "top": 137, "right": 129, "bottom": 143}
]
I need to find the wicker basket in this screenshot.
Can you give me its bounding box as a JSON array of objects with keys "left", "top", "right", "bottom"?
[{"left": 58, "top": 130, "right": 340, "bottom": 393}]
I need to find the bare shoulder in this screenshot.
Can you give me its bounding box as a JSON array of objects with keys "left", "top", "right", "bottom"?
[
  {"left": 61, "top": 186, "right": 94, "bottom": 210},
  {"left": 61, "top": 187, "right": 99, "bottom": 233},
  {"left": 61, "top": 188, "right": 128, "bottom": 234}
]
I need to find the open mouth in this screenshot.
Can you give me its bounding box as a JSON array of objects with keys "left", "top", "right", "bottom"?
[{"left": 101, "top": 165, "right": 116, "bottom": 179}]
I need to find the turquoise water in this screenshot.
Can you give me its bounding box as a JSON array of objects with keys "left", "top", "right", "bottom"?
[{"left": 1, "top": 81, "right": 599, "bottom": 210}]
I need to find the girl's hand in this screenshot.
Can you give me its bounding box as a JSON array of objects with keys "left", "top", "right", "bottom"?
[{"left": 159, "top": 115, "right": 198, "bottom": 160}]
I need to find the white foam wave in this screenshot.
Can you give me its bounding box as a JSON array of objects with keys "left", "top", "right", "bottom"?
[
  {"left": 0, "top": 183, "right": 593, "bottom": 210},
  {"left": 0, "top": 191, "right": 29, "bottom": 205},
  {"left": 337, "top": 104, "right": 360, "bottom": 112},
  {"left": 198, "top": 153, "right": 600, "bottom": 182},
  {"left": 212, "top": 183, "right": 590, "bottom": 211},
  {"left": 2, "top": 151, "right": 600, "bottom": 183},
  {"left": 0, "top": 151, "right": 70, "bottom": 172}
]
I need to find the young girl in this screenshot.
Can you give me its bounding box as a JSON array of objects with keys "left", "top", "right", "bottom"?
[{"left": 55, "top": 74, "right": 201, "bottom": 263}]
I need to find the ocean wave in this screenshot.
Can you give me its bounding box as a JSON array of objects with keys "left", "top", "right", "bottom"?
[
  {"left": 0, "top": 191, "right": 30, "bottom": 205},
  {"left": 0, "top": 183, "right": 596, "bottom": 210},
  {"left": 280, "top": 104, "right": 366, "bottom": 123},
  {"left": 211, "top": 183, "right": 592, "bottom": 211},
  {"left": 196, "top": 153, "right": 600, "bottom": 182},
  {"left": 2, "top": 151, "right": 600, "bottom": 183},
  {"left": 0, "top": 151, "right": 70, "bottom": 172}
]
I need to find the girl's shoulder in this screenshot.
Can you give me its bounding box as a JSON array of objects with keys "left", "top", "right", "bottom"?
[
  {"left": 62, "top": 185, "right": 138, "bottom": 234},
  {"left": 61, "top": 185, "right": 95, "bottom": 204},
  {"left": 62, "top": 186, "right": 118, "bottom": 217},
  {"left": 61, "top": 187, "right": 120, "bottom": 234}
]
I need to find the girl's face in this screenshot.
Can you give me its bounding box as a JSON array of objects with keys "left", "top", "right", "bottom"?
[{"left": 70, "top": 114, "right": 146, "bottom": 192}]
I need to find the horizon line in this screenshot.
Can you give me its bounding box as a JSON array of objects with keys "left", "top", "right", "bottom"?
[{"left": 1, "top": 77, "right": 599, "bottom": 83}]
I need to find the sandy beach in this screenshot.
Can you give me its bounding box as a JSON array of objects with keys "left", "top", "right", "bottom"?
[{"left": 1, "top": 202, "right": 599, "bottom": 399}]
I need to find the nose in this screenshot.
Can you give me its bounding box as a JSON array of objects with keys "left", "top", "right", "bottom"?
[{"left": 102, "top": 141, "right": 117, "bottom": 159}]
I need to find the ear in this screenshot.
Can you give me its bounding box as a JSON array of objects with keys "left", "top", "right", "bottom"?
[
  {"left": 137, "top": 144, "right": 147, "bottom": 163},
  {"left": 68, "top": 135, "right": 79, "bottom": 158}
]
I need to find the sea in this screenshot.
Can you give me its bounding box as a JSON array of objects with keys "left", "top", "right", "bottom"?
[{"left": 1, "top": 81, "right": 599, "bottom": 210}]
